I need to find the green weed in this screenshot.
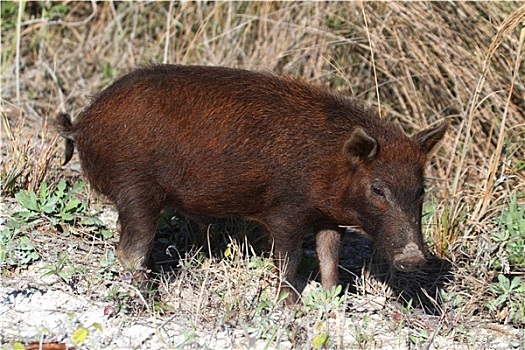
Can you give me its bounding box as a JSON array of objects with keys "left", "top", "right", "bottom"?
[
  {"left": 312, "top": 323, "right": 330, "bottom": 349},
  {"left": 241, "top": 289, "right": 288, "bottom": 346},
  {"left": 40, "top": 2, "right": 70, "bottom": 21},
  {"left": 0, "top": 1, "right": 17, "bottom": 30},
  {"left": 104, "top": 284, "right": 139, "bottom": 316},
  {"left": 488, "top": 274, "right": 525, "bottom": 325},
  {"left": 0, "top": 225, "right": 39, "bottom": 268},
  {"left": 349, "top": 314, "right": 372, "bottom": 350},
  {"left": 1, "top": 180, "right": 111, "bottom": 271},
  {"left": 301, "top": 284, "right": 345, "bottom": 319},
  {"left": 493, "top": 193, "right": 525, "bottom": 270},
  {"left": 408, "top": 329, "right": 430, "bottom": 347},
  {"left": 15, "top": 180, "right": 85, "bottom": 225},
  {"left": 41, "top": 253, "right": 80, "bottom": 286},
  {"left": 175, "top": 326, "right": 199, "bottom": 349},
  {"left": 13, "top": 179, "right": 111, "bottom": 238}
]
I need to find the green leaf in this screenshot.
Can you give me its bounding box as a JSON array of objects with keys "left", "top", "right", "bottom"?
[
  {"left": 80, "top": 216, "right": 103, "bottom": 226},
  {"left": 224, "top": 246, "right": 232, "bottom": 258},
  {"left": 60, "top": 212, "right": 74, "bottom": 222},
  {"left": 56, "top": 179, "right": 66, "bottom": 198},
  {"left": 91, "top": 322, "right": 103, "bottom": 331},
  {"left": 42, "top": 264, "right": 58, "bottom": 277},
  {"left": 29, "top": 191, "right": 39, "bottom": 211},
  {"left": 510, "top": 277, "right": 522, "bottom": 290},
  {"left": 71, "top": 325, "right": 89, "bottom": 345},
  {"left": 334, "top": 284, "right": 342, "bottom": 295},
  {"left": 69, "top": 227, "right": 81, "bottom": 236},
  {"left": 516, "top": 284, "right": 525, "bottom": 293},
  {"left": 277, "top": 291, "right": 289, "bottom": 303},
  {"left": 12, "top": 342, "right": 25, "bottom": 350},
  {"left": 17, "top": 236, "right": 34, "bottom": 249},
  {"left": 15, "top": 191, "right": 39, "bottom": 212},
  {"left": 39, "top": 181, "right": 49, "bottom": 200},
  {"left": 312, "top": 332, "right": 329, "bottom": 349},
  {"left": 99, "top": 229, "right": 113, "bottom": 239},
  {"left": 40, "top": 196, "right": 58, "bottom": 214},
  {"left": 64, "top": 196, "right": 81, "bottom": 213},
  {"left": 59, "top": 270, "right": 71, "bottom": 283},
  {"left": 408, "top": 334, "right": 418, "bottom": 344},
  {"left": 57, "top": 254, "right": 68, "bottom": 270},
  {"left": 494, "top": 294, "right": 507, "bottom": 308},
  {"left": 13, "top": 210, "right": 39, "bottom": 223},
  {"left": 72, "top": 181, "right": 86, "bottom": 193},
  {"left": 498, "top": 274, "right": 510, "bottom": 290}
]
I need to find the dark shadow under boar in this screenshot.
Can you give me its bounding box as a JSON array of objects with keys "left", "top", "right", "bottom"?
[{"left": 56, "top": 65, "right": 447, "bottom": 304}]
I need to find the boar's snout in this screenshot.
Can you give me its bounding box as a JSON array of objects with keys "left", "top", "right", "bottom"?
[{"left": 392, "top": 242, "right": 426, "bottom": 272}]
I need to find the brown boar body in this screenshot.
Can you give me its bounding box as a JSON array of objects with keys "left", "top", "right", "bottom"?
[{"left": 57, "top": 65, "right": 447, "bottom": 303}]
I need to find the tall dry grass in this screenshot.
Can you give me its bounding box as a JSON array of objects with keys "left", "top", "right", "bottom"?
[{"left": 1, "top": 1, "right": 524, "bottom": 322}]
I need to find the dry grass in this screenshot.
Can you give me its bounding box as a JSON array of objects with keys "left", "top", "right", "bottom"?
[{"left": 1, "top": 1, "right": 525, "bottom": 345}]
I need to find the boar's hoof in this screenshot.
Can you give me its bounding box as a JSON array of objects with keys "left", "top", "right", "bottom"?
[{"left": 392, "top": 243, "right": 426, "bottom": 272}]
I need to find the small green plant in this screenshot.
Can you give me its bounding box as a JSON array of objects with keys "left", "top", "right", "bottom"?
[
  {"left": 437, "top": 288, "right": 469, "bottom": 336},
  {"left": 1, "top": 180, "right": 111, "bottom": 271},
  {"left": 493, "top": 193, "right": 525, "bottom": 269},
  {"left": 241, "top": 288, "right": 285, "bottom": 345},
  {"left": 16, "top": 180, "right": 85, "bottom": 225},
  {"left": 41, "top": 253, "right": 80, "bottom": 285},
  {"left": 221, "top": 244, "right": 287, "bottom": 346},
  {"left": 289, "top": 285, "right": 347, "bottom": 350},
  {"left": 101, "top": 62, "right": 115, "bottom": 81},
  {"left": 104, "top": 284, "right": 142, "bottom": 316},
  {"left": 13, "top": 179, "right": 112, "bottom": 238},
  {"left": 350, "top": 314, "right": 372, "bottom": 350},
  {"left": 312, "top": 322, "right": 330, "bottom": 349},
  {"left": 301, "top": 284, "right": 346, "bottom": 319},
  {"left": 40, "top": 1, "right": 70, "bottom": 21},
  {"left": 0, "top": 1, "right": 18, "bottom": 30},
  {"left": 175, "top": 325, "right": 199, "bottom": 349},
  {"left": 408, "top": 329, "right": 430, "bottom": 347},
  {"left": 104, "top": 268, "right": 160, "bottom": 316},
  {"left": 95, "top": 251, "right": 120, "bottom": 283},
  {"left": 487, "top": 274, "right": 525, "bottom": 325},
  {"left": 0, "top": 225, "right": 39, "bottom": 268}
]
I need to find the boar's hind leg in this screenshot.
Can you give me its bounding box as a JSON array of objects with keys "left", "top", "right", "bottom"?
[
  {"left": 314, "top": 225, "right": 342, "bottom": 291},
  {"left": 114, "top": 187, "right": 166, "bottom": 280}
]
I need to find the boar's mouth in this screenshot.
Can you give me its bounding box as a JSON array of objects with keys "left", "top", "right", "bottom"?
[{"left": 391, "top": 242, "right": 426, "bottom": 272}]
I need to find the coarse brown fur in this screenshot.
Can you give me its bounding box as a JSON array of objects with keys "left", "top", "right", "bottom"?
[{"left": 56, "top": 64, "right": 447, "bottom": 304}]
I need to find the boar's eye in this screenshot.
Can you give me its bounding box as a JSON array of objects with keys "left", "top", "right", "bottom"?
[{"left": 371, "top": 185, "right": 386, "bottom": 199}]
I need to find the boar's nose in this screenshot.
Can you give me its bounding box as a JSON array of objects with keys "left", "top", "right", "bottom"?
[{"left": 392, "top": 242, "right": 426, "bottom": 272}]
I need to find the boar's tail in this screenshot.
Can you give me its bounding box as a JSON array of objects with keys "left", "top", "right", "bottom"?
[{"left": 55, "top": 113, "right": 75, "bottom": 166}]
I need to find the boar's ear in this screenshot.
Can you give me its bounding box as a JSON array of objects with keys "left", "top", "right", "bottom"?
[
  {"left": 413, "top": 121, "right": 448, "bottom": 155},
  {"left": 343, "top": 128, "right": 379, "bottom": 166}
]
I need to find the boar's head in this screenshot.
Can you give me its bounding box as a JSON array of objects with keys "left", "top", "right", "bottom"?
[{"left": 342, "top": 121, "right": 448, "bottom": 272}]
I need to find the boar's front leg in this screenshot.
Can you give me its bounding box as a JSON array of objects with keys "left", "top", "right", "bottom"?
[
  {"left": 114, "top": 186, "right": 165, "bottom": 282},
  {"left": 314, "top": 225, "right": 343, "bottom": 291},
  {"left": 263, "top": 216, "right": 305, "bottom": 305}
]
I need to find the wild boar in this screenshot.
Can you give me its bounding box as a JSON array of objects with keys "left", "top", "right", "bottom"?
[{"left": 56, "top": 64, "right": 447, "bottom": 304}]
